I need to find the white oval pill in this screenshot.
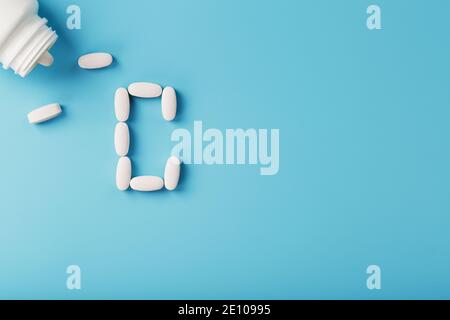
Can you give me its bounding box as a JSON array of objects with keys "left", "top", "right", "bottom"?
[
  {"left": 116, "top": 157, "right": 132, "bottom": 191},
  {"left": 115, "top": 88, "right": 130, "bottom": 122},
  {"left": 130, "top": 176, "right": 164, "bottom": 192},
  {"left": 37, "top": 51, "right": 54, "bottom": 67},
  {"left": 161, "top": 87, "right": 177, "bottom": 121},
  {"left": 115, "top": 122, "right": 130, "bottom": 156},
  {"left": 78, "top": 52, "right": 113, "bottom": 69},
  {"left": 164, "top": 156, "right": 181, "bottom": 191},
  {"left": 27, "top": 103, "right": 62, "bottom": 124},
  {"left": 128, "top": 82, "right": 162, "bottom": 98}
]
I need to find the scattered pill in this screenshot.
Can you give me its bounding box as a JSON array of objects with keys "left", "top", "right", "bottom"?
[
  {"left": 115, "top": 122, "right": 130, "bottom": 156},
  {"left": 27, "top": 103, "right": 62, "bottom": 124},
  {"left": 128, "top": 82, "right": 162, "bottom": 98},
  {"left": 130, "top": 176, "right": 164, "bottom": 192},
  {"left": 164, "top": 156, "right": 181, "bottom": 191},
  {"left": 115, "top": 88, "right": 130, "bottom": 122},
  {"left": 161, "top": 87, "right": 177, "bottom": 121},
  {"left": 116, "top": 157, "right": 132, "bottom": 191},
  {"left": 78, "top": 52, "right": 113, "bottom": 69}
]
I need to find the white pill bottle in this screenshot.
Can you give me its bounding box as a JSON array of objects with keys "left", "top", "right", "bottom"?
[{"left": 0, "top": 0, "right": 57, "bottom": 77}]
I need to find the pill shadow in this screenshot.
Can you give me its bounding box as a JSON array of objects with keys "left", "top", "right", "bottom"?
[
  {"left": 173, "top": 89, "right": 186, "bottom": 123},
  {"left": 108, "top": 58, "right": 119, "bottom": 71},
  {"left": 126, "top": 123, "right": 142, "bottom": 160},
  {"left": 126, "top": 150, "right": 150, "bottom": 178},
  {"left": 175, "top": 163, "right": 190, "bottom": 192}
]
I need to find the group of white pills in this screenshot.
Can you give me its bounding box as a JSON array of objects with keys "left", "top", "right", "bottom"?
[
  {"left": 27, "top": 52, "right": 114, "bottom": 124},
  {"left": 115, "top": 82, "right": 181, "bottom": 192},
  {"left": 25, "top": 51, "right": 181, "bottom": 192}
]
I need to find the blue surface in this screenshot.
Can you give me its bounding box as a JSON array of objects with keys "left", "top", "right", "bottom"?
[{"left": 0, "top": 0, "right": 450, "bottom": 299}]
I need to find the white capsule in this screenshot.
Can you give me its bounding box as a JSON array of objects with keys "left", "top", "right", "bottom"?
[
  {"left": 115, "top": 88, "right": 130, "bottom": 122},
  {"left": 114, "top": 122, "right": 130, "bottom": 156},
  {"left": 164, "top": 156, "right": 181, "bottom": 191},
  {"left": 161, "top": 87, "right": 177, "bottom": 121},
  {"left": 116, "top": 157, "right": 132, "bottom": 191},
  {"left": 128, "top": 82, "right": 162, "bottom": 98},
  {"left": 78, "top": 52, "right": 113, "bottom": 69},
  {"left": 130, "top": 176, "right": 164, "bottom": 192},
  {"left": 27, "top": 103, "right": 62, "bottom": 124}
]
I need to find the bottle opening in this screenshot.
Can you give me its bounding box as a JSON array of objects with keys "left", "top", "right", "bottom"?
[{"left": 0, "top": 15, "right": 57, "bottom": 77}]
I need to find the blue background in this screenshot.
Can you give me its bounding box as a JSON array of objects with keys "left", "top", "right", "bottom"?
[{"left": 0, "top": 0, "right": 449, "bottom": 299}]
